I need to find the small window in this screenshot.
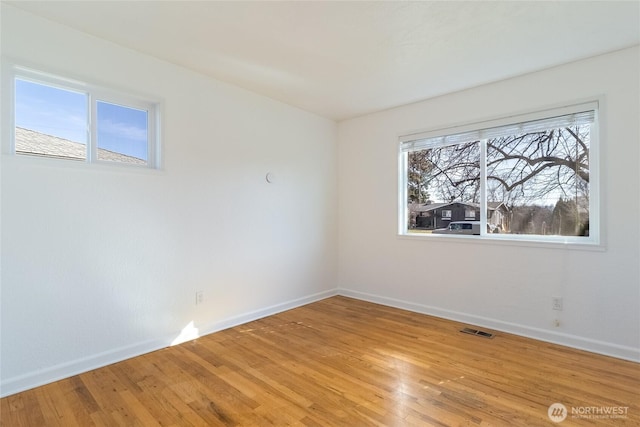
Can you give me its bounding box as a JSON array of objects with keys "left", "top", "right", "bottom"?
[
  {"left": 9, "top": 65, "right": 159, "bottom": 168},
  {"left": 400, "top": 102, "right": 599, "bottom": 245}
]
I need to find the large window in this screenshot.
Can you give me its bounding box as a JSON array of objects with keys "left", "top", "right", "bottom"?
[
  {"left": 400, "top": 102, "right": 599, "bottom": 244},
  {"left": 7, "top": 65, "right": 159, "bottom": 168}
]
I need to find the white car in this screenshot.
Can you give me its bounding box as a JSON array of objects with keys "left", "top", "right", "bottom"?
[{"left": 432, "top": 221, "right": 481, "bottom": 235}]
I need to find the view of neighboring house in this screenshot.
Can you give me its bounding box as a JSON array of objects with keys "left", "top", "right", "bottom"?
[
  {"left": 409, "top": 200, "right": 589, "bottom": 236},
  {"left": 409, "top": 201, "right": 507, "bottom": 232},
  {"left": 15, "top": 127, "right": 146, "bottom": 165}
]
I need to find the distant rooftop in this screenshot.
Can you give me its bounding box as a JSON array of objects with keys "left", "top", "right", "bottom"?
[
  {"left": 409, "top": 201, "right": 505, "bottom": 213},
  {"left": 15, "top": 127, "right": 146, "bottom": 165}
]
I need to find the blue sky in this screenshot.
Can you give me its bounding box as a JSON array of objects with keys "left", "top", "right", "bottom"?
[{"left": 15, "top": 79, "right": 148, "bottom": 161}]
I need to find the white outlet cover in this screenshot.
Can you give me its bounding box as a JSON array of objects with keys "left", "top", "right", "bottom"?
[{"left": 552, "top": 297, "right": 563, "bottom": 310}]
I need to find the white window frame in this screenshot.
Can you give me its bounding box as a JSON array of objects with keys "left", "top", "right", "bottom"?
[
  {"left": 398, "top": 101, "right": 600, "bottom": 247},
  {"left": 2, "top": 62, "right": 161, "bottom": 169}
]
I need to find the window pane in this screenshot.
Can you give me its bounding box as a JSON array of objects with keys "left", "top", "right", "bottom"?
[
  {"left": 97, "top": 101, "right": 148, "bottom": 164},
  {"left": 407, "top": 141, "right": 480, "bottom": 233},
  {"left": 486, "top": 125, "right": 590, "bottom": 237},
  {"left": 15, "top": 79, "right": 87, "bottom": 160}
]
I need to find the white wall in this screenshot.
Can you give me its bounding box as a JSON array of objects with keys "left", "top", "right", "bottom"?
[
  {"left": 0, "top": 4, "right": 337, "bottom": 396},
  {"left": 338, "top": 47, "right": 640, "bottom": 362}
]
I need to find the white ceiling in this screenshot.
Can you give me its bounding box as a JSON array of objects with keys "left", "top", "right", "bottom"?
[{"left": 8, "top": 1, "right": 640, "bottom": 121}]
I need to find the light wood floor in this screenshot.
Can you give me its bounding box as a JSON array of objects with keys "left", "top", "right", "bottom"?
[{"left": 2, "top": 296, "right": 639, "bottom": 426}]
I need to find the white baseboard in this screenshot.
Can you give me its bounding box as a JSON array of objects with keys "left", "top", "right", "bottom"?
[
  {"left": 338, "top": 288, "right": 640, "bottom": 363},
  {"left": 0, "top": 336, "right": 171, "bottom": 399},
  {"left": 197, "top": 289, "right": 338, "bottom": 337},
  {"left": 0, "top": 289, "right": 338, "bottom": 398}
]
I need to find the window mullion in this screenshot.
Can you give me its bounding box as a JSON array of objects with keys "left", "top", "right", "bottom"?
[
  {"left": 480, "top": 139, "right": 487, "bottom": 235},
  {"left": 398, "top": 151, "right": 409, "bottom": 234},
  {"left": 88, "top": 94, "right": 97, "bottom": 163},
  {"left": 147, "top": 104, "right": 157, "bottom": 168}
]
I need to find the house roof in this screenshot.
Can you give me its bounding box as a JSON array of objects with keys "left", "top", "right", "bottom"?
[
  {"left": 408, "top": 202, "right": 447, "bottom": 213},
  {"left": 15, "top": 127, "right": 146, "bottom": 165},
  {"left": 409, "top": 201, "right": 504, "bottom": 213}
]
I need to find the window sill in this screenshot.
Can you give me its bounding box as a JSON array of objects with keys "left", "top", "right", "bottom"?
[
  {"left": 397, "top": 232, "right": 605, "bottom": 252},
  {"left": 1, "top": 152, "right": 164, "bottom": 175}
]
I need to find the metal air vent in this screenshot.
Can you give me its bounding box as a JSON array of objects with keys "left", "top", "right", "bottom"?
[{"left": 460, "top": 327, "right": 495, "bottom": 339}]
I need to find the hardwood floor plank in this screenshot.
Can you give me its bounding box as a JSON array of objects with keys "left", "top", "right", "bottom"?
[
  {"left": 0, "top": 392, "right": 46, "bottom": 427},
  {"left": 34, "top": 382, "right": 82, "bottom": 427},
  {"left": 2, "top": 296, "right": 639, "bottom": 426}
]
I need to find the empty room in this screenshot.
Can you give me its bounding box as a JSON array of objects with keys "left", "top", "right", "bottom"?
[{"left": 1, "top": 1, "right": 639, "bottom": 426}]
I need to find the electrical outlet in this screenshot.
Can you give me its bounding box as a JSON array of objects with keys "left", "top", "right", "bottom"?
[
  {"left": 552, "top": 296, "right": 563, "bottom": 311},
  {"left": 196, "top": 290, "right": 204, "bottom": 305}
]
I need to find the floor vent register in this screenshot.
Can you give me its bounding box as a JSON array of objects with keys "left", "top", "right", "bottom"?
[{"left": 460, "top": 327, "right": 495, "bottom": 339}]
